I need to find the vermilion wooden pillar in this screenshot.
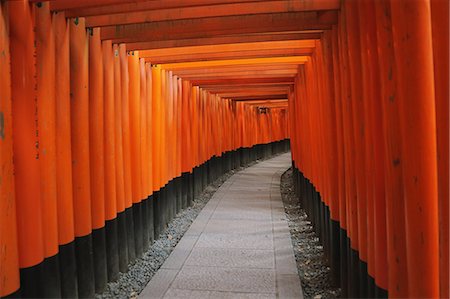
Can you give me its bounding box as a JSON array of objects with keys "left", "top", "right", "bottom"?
[
  {"left": 8, "top": 1, "right": 45, "bottom": 297},
  {"left": 358, "top": 0, "right": 388, "bottom": 294},
  {"left": 0, "top": 3, "right": 20, "bottom": 297},
  {"left": 35, "top": 3, "right": 61, "bottom": 296},
  {"left": 152, "top": 65, "right": 162, "bottom": 192},
  {"left": 53, "top": 11, "right": 78, "bottom": 298},
  {"left": 145, "top": 63, "right": 155, "bottom": 242},
  {"left": 113, "top": 43, "right": 129, "bottom": 273},
  {"left": 120, "top": 43, "right": 136, "bottom": 263},
  {"left": 69, "top": 16, "right": 95, "bottom": 298},
  {"left": 345, "top": 4, "right": 368, "bottom": 295},
  {"left": 145, "top": 63, "right": 154, "bottom": 199},
  {"left": 128, "top": 51, "right": 144, "bottom": 257},
  {"left": 89, "top": 27, "right": 107, "bottom": 293},
  {"left": 140, "top": 58, "right": 148, "bottom": 202},
  {"left": 103, "top": 39, "right": 120, "bottom": 282},
  {"left": 390, "top": 0, "right": 440, "bottom": 297},
  {"left": 430, "top": 0, "right": 449, "bottom": 297},
  {"left": 374, "top": 1, "right": 409, "bottom": 297},
  {"left": 355, "top": 1, "right": 376, "bottom": 292}
]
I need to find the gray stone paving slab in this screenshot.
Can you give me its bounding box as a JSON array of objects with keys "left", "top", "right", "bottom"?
[
  {"left": 196, "top": 233, "right": 273, "bottom": 250},
  {"left": 164, "top": 289, "right": 276, "bottom": 299},
  {"left": 171, "top": 265, "right": 276, "bottom": 293},
  {"left": 277, "top": 274, "right": 305, "bottom": 299},
  {"left": 211, "top": 209, "right": 272, "bottom": 221},
  {"left": 139, "top": 269, "right": 179, "bottom": 299},
  {"left": 140, "top": 153, "right": 303, "bottom": 299},
  {"left": 185, "top": 247, "right": 275, "bottom": 269},
  {"left": 202, "top": 218, "right": 273, "bottom": 234},
  {"left": 161, "top": 235, "right": 199, "bottom": 270}
]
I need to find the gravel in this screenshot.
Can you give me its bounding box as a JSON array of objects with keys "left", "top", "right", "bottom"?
[
  {"left": 280, "top": 168, "right": 341, "bottom": 299},
  {"left": 96, "top": 161, "right": 257, "bottom": 299}
]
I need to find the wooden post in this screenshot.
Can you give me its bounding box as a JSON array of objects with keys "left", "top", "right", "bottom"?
[
  {"left": 69, "top": 16, "right": 95, "bottom": 298},
  {"left": 89, "top": 27, "right": 108, "bottom": 293},
  {"left": 390, "top": 0, "right": 439, "bottom": 297},
  {"left": 0, "top": 3, "right": 20, "bottom": 297}
]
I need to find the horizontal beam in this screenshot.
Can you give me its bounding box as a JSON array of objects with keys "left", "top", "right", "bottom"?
[
  {"left": 126, "top": 32, "right": 323, "bottom": 50},
  {"left": 231, "top": 94, "right": 288, "bottom": 100},
  {"left": 241, "top": 99, "right": 288, "bottom": 104},
  {"left": 99, "top": 11, "right": 338, "bottom": 42},
  {"left": 191, "top": 77, "right": 295, "bottom": 86},
  {"left": 139, "top": 40, "right": 316, "bottom": 58},
  {"left": 86, "top": 0, "right": 340, "bottom": 27},
  {"left": 245, "top": 103, "right": 289, "bottom": 108},
  {"left": 187, "top": 73, "right": 297, "bottom": 81},
  {"left": 217, "top": 91, "right": 288, "bottom": 98},
  {"left": 214, "top": 86, "right": 290, "bottom": 94},
  {"left": 203, "top": 84, "right": 292, "bottom": 92},
  {"left": 171, "top": 64, "right": 299, "bottom": 75},
  {"left": 64, "top": 0, "right": 270, "bottom": 17},
  {"left": 175, "top": 70, "right": 298, "bottom": 80},
  {"left": 161, "top": 56, "right": 308, "bottom": 70},
  {"left": 145, "top": 49, "right": 313, "bottom": 64},
  {"left": 245, "top": 100, "right": 288, "bottom": 104},
  {"left": 49, "top": 0, "right": 145, "bottom": 11}
]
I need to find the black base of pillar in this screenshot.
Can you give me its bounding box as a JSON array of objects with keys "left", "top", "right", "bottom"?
[{"left": 92, "top": 227, "right": 107, "bottom": 293}]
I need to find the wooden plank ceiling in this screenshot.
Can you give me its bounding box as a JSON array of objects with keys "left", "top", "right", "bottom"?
[{"left": 46, "top": 0, "right": 340, "bottom": 109}]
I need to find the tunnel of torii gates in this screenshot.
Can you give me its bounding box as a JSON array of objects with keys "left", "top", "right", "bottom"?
[{"left": 0, "top": 0, "right": 448, "bottom": 298}]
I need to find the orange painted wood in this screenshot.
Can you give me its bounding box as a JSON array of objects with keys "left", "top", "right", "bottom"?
[
  {"left": 169, "top": 73, "right": 176, "bottom": 177},
  {"left": 143, "top": 49, "right": 313, "bottom": 64},
  {"left": 390, "top": 0, "right": 440, "bottom": 297},
  {"left": 162, "top": 56, "right": 308, "bottom": 70},
  {"left": 374, "top": 0, "right": 408, "bottom": 295},
  {"left": 50, "top": 0, "right": 146, "bottom": 11},
  {"left": 113, "top": 44, "right": 126, "bottom": 213},
  {"left": 145, "top": 63, "right": 153, "bottom": 195},
  {"left": 151, "top": 65, "right": 162, "bottom": 190},
  {"left": 204, "top": 83, "right": 291, "bottom": 92},
  {"left": 126, "top": 33, "right": 322, "bottom": 51},
  {"left": 172, "top": 65, "right": 299, "bottom": 76},
  {"left": 64, "top": 0, "right": 292, "bottom": 17},
  {"left": 103, "top": 40, "right": 117, "bottom": 220},
  {"left": 355, "top": 0, "right": 376, "bottom": 280},
  {"left": 8, "top": 0, "right": 45, "bottom": 268},
  {"left": 69, "top": 17, "right": 92, "bottom": 237},
  {"left": 337, "top": 5, "right": 356, "bottom": 242},
  {"left": 120, "top": 44, "right": 133, "bottom": 209},
  {"left": 53, "top": 12, "right": 76, "bottom": 246},
  {"left": 138, "top": 40, "right": 315, "bottom": 58},
  {"left": 358, "top": 0, "right": 388, "bottom": 289},
  {"left": 128, "top": 52, "right": 143, "bottom": 202},
  {"left": 100, "top": 12, "right": 337, "bottom": 42},
  {"left": 191, "top": 77, "right": 294, "bottom": 86},
  {"left": 330, "top": 26, "right": 346, "bottom": 228},
  {"left": 35, "top": 2, "right": 59, "bottom": 258},
  {"left": 139, "top": 58, "right": 148, "bottom": 198},
  {"left": 89, "top": 28, "right": 106, "bottom": 230},
  {"left": 321, "top": 31, "right": 339, "bottom": 221},
  {"left": 345, "top": 0, "right": 367, "bottom": 259},
  {"left": 181, "top": 80, "right": 192, "bottom": 174},
  {"left": 160, "top": 69, "right": 168, "bottom": 185},
  {"left": 430, "top": 0, "right": 449, "bottom": 297},
  {"left": 86, "top": 0, "right": 339, "bottom": 27},
  {"left": 166, "top": 71, "right": 174, "bottom": 181},
  {"left": 0, "top": 2, "right": 20, "bottom": 295},
  {"left": 176, "top": 77, "right": 182, "bottom": 177},
  {"left": 176, "top": 75, "right": 296, "bottom": 83}
]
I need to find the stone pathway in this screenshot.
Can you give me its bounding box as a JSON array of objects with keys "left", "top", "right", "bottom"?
[{"left": 140, "top": 153, "right": 303, "bottom": 299}]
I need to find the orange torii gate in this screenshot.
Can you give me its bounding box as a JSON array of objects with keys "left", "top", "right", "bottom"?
[{"left": 0, "top": 1, "right": 448, "bottom": 299}]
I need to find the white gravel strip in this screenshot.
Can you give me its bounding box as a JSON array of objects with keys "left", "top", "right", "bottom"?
[{"left": 280, "top": 168, "right": 341, "bottom": 299}]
